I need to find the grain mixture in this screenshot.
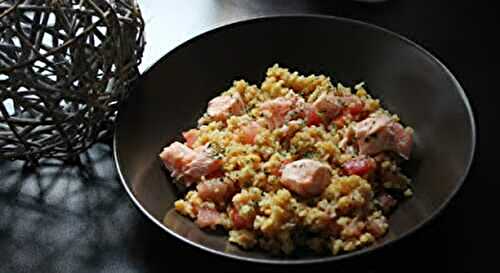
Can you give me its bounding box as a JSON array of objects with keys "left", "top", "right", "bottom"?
[{"left": 159, "top": 65, "right": 414, "bottom": 255}]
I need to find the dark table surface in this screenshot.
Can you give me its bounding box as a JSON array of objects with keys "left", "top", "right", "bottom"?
[{"left": 0, "top": 1, "right": 496, "bottom": 272}]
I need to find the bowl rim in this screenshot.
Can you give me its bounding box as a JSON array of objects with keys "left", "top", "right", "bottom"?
[{"left": 113, "top": 14, "right": 476, "bottom": 265}]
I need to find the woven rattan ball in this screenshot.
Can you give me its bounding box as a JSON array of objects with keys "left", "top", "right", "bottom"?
[{"left": 0, "top": 0, "right": 145, "bottom": 162}]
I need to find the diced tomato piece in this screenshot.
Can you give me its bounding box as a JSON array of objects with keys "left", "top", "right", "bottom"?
[
  {"left": 347, "top": 101, "right": 365, "bottom": 116},
  {"left": 307, "top": 109, "right": 323, "bottom": 126},
  {"left": 270, "top": 168, "right": 281, "bottom": 177},
  {"left": 182, "top": 129, "right": 198, "bottom": 148},
  {"left": 333, "top": 115, "right": 347, "bottom": 128},
  {"left": 346, "top": 99, "right": 364, "bottom": 116},
  {"left": 343, "top": 156, "right": 376, "bottom": 176},
  {"left": 230, "top": 207, "right": 255, "bottom": 230},
  {"left": 205, "top": 168, "right": 225, "bottom": 179}
]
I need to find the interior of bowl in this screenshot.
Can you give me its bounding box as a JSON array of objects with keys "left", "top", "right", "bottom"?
[{"left": 114, "top": 15, "right": 475, "bottom": 263}]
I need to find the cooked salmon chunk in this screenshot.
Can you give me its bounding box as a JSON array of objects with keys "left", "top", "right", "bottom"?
[
  {"left": 280, "top": 159, "right": 332, "bottom": 197},
  {"left": 260, "top": 96, "right": 304, "bottom": 129},
  {"left": 159, "top": 142, "right": 196, "bottom": 177},
  {"left": 312, "top": 92, "right": 343, "bottom": 120},
  {"left": 238, "top": 121, "right": 261, "bottom": 144},
  {"left": 195, "top": 207, "right": 221, "bottom": 229},
  {"left": 207, "top": 93, "right": 245, "bottom": 121},
  {"left": 197, "top": 178, "right": 237, "bottom": 204},
  {"left": 353, "top": 114, "right": 413, "bottom": 159},
  {"left": 159, "top": 142, "right": 222, "bottom": 186}
]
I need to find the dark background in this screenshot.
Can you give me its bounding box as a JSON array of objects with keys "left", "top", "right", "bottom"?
[{"left": 0, "top": 1, "right": 496, "bottom": 272}]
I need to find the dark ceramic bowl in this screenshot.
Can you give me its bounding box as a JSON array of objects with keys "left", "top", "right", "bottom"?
[{"left": 113, "top": 15, "right": 475, "bottom": 264}]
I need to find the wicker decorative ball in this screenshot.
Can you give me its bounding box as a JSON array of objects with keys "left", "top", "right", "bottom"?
[{"left": 0, "top": 0, "right": 145, "bottom": 162}]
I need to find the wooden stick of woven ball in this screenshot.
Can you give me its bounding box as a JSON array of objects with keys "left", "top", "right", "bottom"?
[{"left": 0, "top": 0, "right": 145, "bottom": 162}]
